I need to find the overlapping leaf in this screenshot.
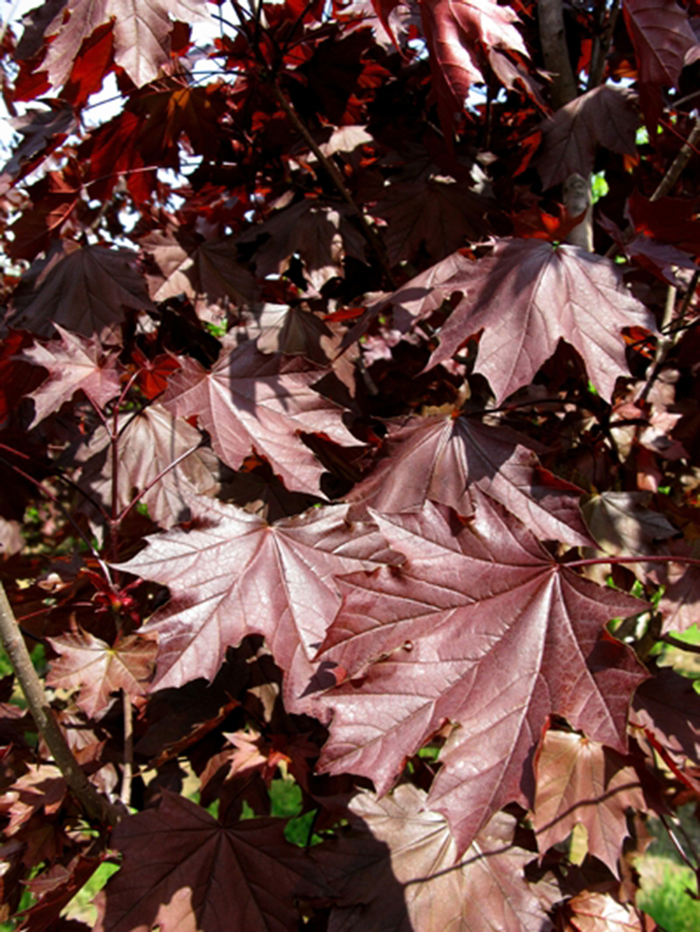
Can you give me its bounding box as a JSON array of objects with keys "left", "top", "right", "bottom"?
[
  {"left": 327, "top": 785, "right": 549, "bottom": 932},
  {"left": 41, "top": 0, "right": 212, "bottom": 90},
  {"left": 47, "top": 631, "right": 157, "bottom": 718},
  {"left": 535, "top": 86, "right": 638, "bottom": 191},
  {"left": 161, "top": 341, "right": 358, "bottom": 494},
  {"left": 316, "top": 497, "right": 647, "bottom": 851},
  {"left": 8, "top": 242, "right": 155, "bottom": 338},
  {"left": 21, "top": 325, "right": 122, "bottom": 427},
  {"left": 94, "top": 791, "right": 328, "bottom": 932},
  {"left": 115, "top": 498, "right": 402, "bottom": 704},
  {"left": 532, "top": 729, "right": 645, "bottom": 875},
  {"left": 425, "top": 239, "right": 656, "bottom": 403},
  {"left": 347, "top": 414, "right": 592, "bottom": 545}
]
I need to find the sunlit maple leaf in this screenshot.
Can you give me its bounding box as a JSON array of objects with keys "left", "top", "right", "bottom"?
[
  {"left": 424, "top": 239, "right": 656, "bottom": 404},
  {"left": 237, "top": 199, "right": 366, "bottom": 291},
  {"left": 73, "top": 403, "right": 219, "bottom": 530},
  {"left": 316, "top": 498, "right": 647, "bottom": 851},
  {"left": 161, "top": 341, "right": 358, "bottom": 494},
  {"left": 562, "top": 890, "right": 645, "bottom": 932},
  {"left": 41, "top": 0, "right": 212, "bottom": 90},
  {"left": 115, "top": 498, "right": 401, "bottom": 707},
  {"left": 8, "top": 241, "right": 155, "bottom": 339},
  {"left": 535, "top": 86, "right": 638, "bottom": 191},
  {"left": 347, "top": 414, "right": 592, "bottom": 545},
  {"left": 141, "top": 230, "right": 259, "bottom": 323},
  {"left": 46, "top": 631, "right": 157, "bottom": 719},
  {"left": 532, "top": 729, "right": 645, "bottom": 876},
  {"left": 327, "top": 785, "right": 550, "bottom": 932},
  {"left": 0, "top": 764, "right": 66, "bottom": 837},
  {"left": 419, "top": 0, "right": 531, "bottom": 139},
  {"left": 94, "top": 791, "right": 328, "bottom": 932},
  {"left": 20, "top": 324, "right": 122, "bottom": 427}
]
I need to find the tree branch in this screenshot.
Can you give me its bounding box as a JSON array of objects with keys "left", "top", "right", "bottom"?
[
  {"left": 537, "top": 0, "right": 578, "bottom": 108},
  {"left": 0, "top": 581, "right": 124, "bottom": 826},
  {"left": 271, "top": 80, "right": 398, "bottom": 288}
]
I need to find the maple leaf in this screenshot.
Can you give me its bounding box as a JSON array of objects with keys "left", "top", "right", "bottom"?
[
  {"left": 0, "top": 103, "right": 77, "bottom": 191},
  {"left": 115, "top": 498, "right": 401, "bottom": 707},
  {"left": 581, "top": 492, "right": 677, "bottom": 558},
  {"left": 347, "top": 414, "right": 592, "bottom": 546},
  {"left": 532, "top": 729, "right": 645, "bottom": 876},
  {"left": 94, "top": 791, "right": 329, "bottom": 932},
  {"left": 631, "top": 666, "right": 700, "bottom": 768},
  {"left": 535, "top": 86, "right": 639, "bottom": 191},
  {"left": 371, "top": 174, "right": 489, "bottom": 266},
  {"left": 315, "top": 498, "right": 647, "bottom": 851},
  {"left": 46, "top": 631, "right": 157, "bottom": 718},
  {"left": 161, "top": 340, "right": 358, "bottom": 495},
  {"left": 419, "top": 0, "right": 531, "bottom": 139},
  {"left": 141, "top": 230, "right": 259, "bottom": 323},
  {"left": 327, "top": 785, "right": 549, "bottom": 932},
  {"left": 622, "top": 0, "right": 698, "bottom": 89},
  {"left": 73, "top": 403, "right": 219, "bottom": 530},
  {"left": 20, "top": 324, "right": 122, "bottom": 428},
  {"left": 425, "top": 239, "right": 656, "bottom": 404},
  {"left": 8, "top": 241, "right": 156, "bottom": 339},
  {"left": 562, "top": 891, "right": 645, "bottom": 932},
  {"left": 237, "top": 199, "right": 367, "bottom": 291},
  {"left": 0, "top": 764, "right": 66, "bottom": 838},
  {"left": 14, "top": 854, "right": 103, "bottom": 932},
  {"left": 41, "top": 0, "right": 212, "bottom": 90}
]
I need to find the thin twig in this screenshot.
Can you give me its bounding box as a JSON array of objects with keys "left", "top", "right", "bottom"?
[
  {"left": 661, "top": 633, "right": 700, "bottom": 656},
  {"left": 270, "top": 81, "right": 398, "bottom": 288},
  {"left": 116, "top": 440, "right": 204, "bottom": 523},
  {"left": 650, "top": 116, "right": 700, "bottom": 202},
  {"left": 0, "top": 582, "right": 123, "bottom": 826},
  {"left": 121, "top": 690, "right": 133, "bottom": 807}
]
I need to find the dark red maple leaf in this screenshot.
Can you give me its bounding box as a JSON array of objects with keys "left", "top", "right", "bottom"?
[
  {"left": 8, "top": 241, "right": 155, "bottom": 339},
  {"left": 623, "top": 0, "right": 697, "bottom": 89},
  {"left": 535, "top": 86, "right": 638, "bottom": 191},
  {"left": 327, "top": 785, "right": 550, "bottom": 932},
  {"left": 532, "top": 729, "right": 645, "bottom": 876},
  {"left": 347, "top": 414, "right": 592, "bottom": 545},
  {"left": 631, "top": 666, "right": 700, "bottom": 768},
  {"left": 94, "top": 791, "right": 329, "bottom": 932},
  {"left": 20, "top": 324, "right": 122, "bottom": 427},
  {"left": 115, "top": 498, "right": 401, "bottom": 709},
  {"left": 161, "top": 341, "right": 358, "bottom": 495},
  {"left": 424, "top": 239, "right": 656, "bottom": 403},
  {"left": 315, "top": 497, "right": 647, "bottom": 851}
]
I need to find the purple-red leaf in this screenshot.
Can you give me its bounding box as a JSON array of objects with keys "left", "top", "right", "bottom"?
[
  {"left": 316, "top": 498, "right": 647, "bottom": 851},
  {"left": 425, "top": 240, "right": 656, "bottom": 403},
  {"left": 348, "top": 414, "right": 592, "bottom": 545},
  {"left": 532, "top": 729, "right": 645, "bottom": 875},
  {"left": 115, "top": 498, "right": 401, "bottom": 705},
  {"left": 161, "top": 341, "right": 358, "bottom": 495},
  {"left": 94, "top": 791, "right": 328, "bottom": 932}
]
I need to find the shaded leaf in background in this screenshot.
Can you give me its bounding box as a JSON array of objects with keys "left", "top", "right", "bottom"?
[
  {"left": 535, "top": 86, "right": 638, "bottom": 191},
  {"left": 532, "top": 729, "right": 645, "bottom": 875},
  {"left": 347, "top": 414, "right": 592, "bottom": 545},
  {"left": 73, "top": 403, "right": 219, "bottom": 531},
  {"left": 316, "top": 498, "right": 647, "bottom": 851},
  {"left": 328, "top": 784, "right": 549, "bottom": 932},
  {"left": 632, "top": 666, "right": 700, "bottom": 766},
  {"left": 581, "top": 491, "right": 677, "bottom": 558},
  {"left": 8, "top": 242, "right": 155, "bottom": 338},
  {"left": 94, "top": 791, "right": 328, "bottom": 932}
]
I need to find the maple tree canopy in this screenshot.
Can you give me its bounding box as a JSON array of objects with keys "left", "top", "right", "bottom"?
[{"left": 0, "top": 1, "right": 699, "bottom": 931}]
